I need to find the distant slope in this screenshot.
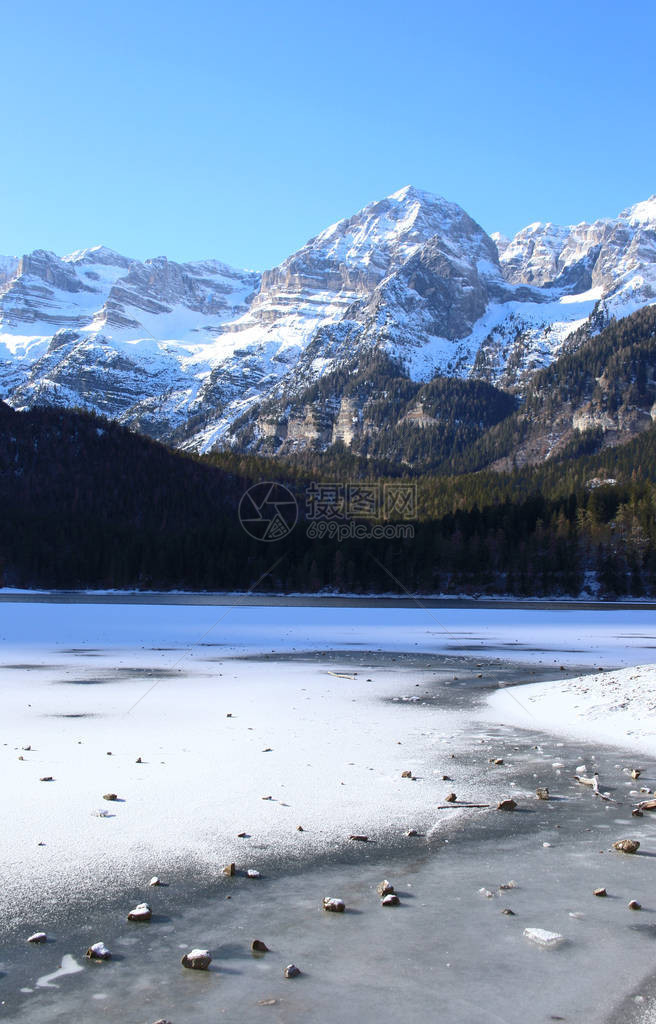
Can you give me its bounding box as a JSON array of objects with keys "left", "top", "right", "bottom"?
[{"left": 449, "top": 305, "right": 656, "bottom": 473}]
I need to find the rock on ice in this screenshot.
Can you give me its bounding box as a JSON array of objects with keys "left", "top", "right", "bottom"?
[
  {"left": 181, "top": 949, "right": 212, "bottom": 970},
  {"left": 86, "top": 941, "right": 112, "bottom": 960}
]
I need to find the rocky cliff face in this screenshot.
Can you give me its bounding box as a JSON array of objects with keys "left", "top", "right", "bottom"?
[
  {"left": 496, "top": 197, "right": 656, "bottom": 307},
  {"left": 0, "top": 245, "right": 260, "bottom": 439},
  {"left": 1, "top": 189, "right": 656, "bottom": 457}
]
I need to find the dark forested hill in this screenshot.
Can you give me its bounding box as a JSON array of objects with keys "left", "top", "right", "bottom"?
[
  {"left": 0, "top": 405, "right": 251, "bottom": 590},
  {"left": 2, "top": 399, "right": 656, "bottom": 598}
]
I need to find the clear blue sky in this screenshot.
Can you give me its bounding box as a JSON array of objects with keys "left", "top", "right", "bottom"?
[{"left": 1, "top": 0, "right": 654, "bottom": 270}]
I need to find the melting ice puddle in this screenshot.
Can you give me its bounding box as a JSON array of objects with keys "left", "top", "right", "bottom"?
[{"left": 36, "top": 954, "right": 84, "bottom": 988}]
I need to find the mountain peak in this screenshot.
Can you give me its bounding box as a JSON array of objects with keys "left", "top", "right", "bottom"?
[
  {"left": 63, "top": 244, "right": 133, "bottom": 268},
  {"left": 389, "top": 184, "right": 442, "bottom": 203},
  {"left": 622, "top": 195, "right": 656, "bottom": 226}
]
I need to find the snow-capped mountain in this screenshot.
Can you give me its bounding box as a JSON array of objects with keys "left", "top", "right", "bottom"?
[
  {"left": 0, "top": 245, "right": 260, "bottom": 436},
  {"left": 1, "top": 187, "right": 655, "bottom": 455},
  {"left": 494, "top": 197, "right": 656, "bottom": 308}
]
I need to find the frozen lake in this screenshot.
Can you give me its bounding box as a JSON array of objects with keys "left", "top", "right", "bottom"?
[{"left": 1, "top": 598, "right": 655, "bottom": 1022}]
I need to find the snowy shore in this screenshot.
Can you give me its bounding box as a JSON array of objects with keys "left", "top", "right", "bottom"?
[{"left": 487, "top": 663, "right": 656, "bottom": 757}]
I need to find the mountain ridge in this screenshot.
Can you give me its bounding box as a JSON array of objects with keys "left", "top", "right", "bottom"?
[{"left": 1, "top": 186, "right": 655, "bottom": 457}]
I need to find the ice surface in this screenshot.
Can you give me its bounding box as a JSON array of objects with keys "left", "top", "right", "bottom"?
[
  {"left": 0, "top": 598, "right": 653, "bottom": 927},
  {"left": 35, "top": 954, "right": 84, "bottom": 988},
  {"left": 523, "top": 927, "right": 566, "bottom": 948}
]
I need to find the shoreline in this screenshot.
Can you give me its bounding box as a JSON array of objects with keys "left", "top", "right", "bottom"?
[{"left": 1, "top": 588, "right": 656, "bottom": 610}]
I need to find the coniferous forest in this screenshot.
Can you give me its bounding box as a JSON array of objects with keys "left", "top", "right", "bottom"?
[{"left": 1, "top": 383, "right": 656, "bottom": 598}]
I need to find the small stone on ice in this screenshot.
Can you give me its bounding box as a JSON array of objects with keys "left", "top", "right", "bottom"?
[
  {"left": 382, "top": 893, "right": 400, "bottom": 906},
  {"left": 103, "top": 793, "right": 118, "bottom": 801},
  {"left": 478, "top": 888, "right": 495, "bottom": 898},
  {"left": 86, "top": 941, "right": 112, "bottom": 960},
  {"left": 128, "top": 902, "right": 152, "bottom": 921},
  {"left": 149, "top": 876, "right": 162, "bottom": 886},
  {"left": 349, "top": 834, "right": 368, "bottom": 842},
  {"left": 27, "top": 932, "right": 47, "bottom": 943},
  {"left": 593, "top": 888, "right": 607, "bottom": 897},
  {"left": 284, "top": 964, "right": 301, "bottom": 978},
  {"left": 629, "top": 900, "right": 642, "bottom": 910},
  {"left": 613, "top": 839, "right": 640, "bottom": 854},
  {"left": 223, "top": 863, "right": 236, "bottom": 875},
  {"left": 536, "top": 788, "right": 549, "bottom": 800},
  {"left": 181, "top": 949, "right": 212, "bottom": 970},
  {"left": 501, "top": 908, "right": 515, "bottom": 915},
  {"left": 445, "top": 792, "right": 457, "bottom": 802},
  {"left": 523, "top": 928, "right": 565, "bottom": 949},
  {"left": 251, "top": 939, "right": 269, "bottom": 952},
  {"left": 247, "top": 869, "right": 261, "bottom": 878},
  {"left": 497, "top": 799, "right": 517, "bottom": 811},
  {"left": 323, "top": 897, "right": 345, "bottom": 913},
  {"left": 377, "top": 880, "right": 395, "bottom": 897},
  {"left": 405, "top": 828, "right": 419, "bottom": 836}
]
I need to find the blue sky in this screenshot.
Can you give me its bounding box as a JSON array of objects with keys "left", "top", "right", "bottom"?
[{"left": 1, "top": 0, "right": 654, "bottom": 269}]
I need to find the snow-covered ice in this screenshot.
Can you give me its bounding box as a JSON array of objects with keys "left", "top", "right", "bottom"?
[
  {"left": 2, "top": 598, "right": 656, "bottom": 1023},
  {"left": 1, "top": 599, "right": 654, "bottom": 928},
  {"left": 487, "top": 662, "right": 656, "bottom": 756}
]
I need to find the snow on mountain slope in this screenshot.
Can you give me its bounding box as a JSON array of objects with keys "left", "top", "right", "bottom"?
[
  {"left": 2, "top": 188, "right": 656, "bottom": 453},
  {"left": 0, "top": 246, "right": 260, "bottom": 436},
  {"left": 180, "top": 186, "right": 509, "bottom": 441},
  {"left": 497, "top": 197, "right": 656, "bottom": 317}
]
